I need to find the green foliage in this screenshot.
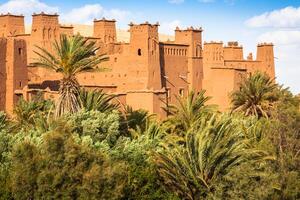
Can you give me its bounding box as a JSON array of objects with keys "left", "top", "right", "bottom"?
[
  {"left": 155, "top": 113, "right": 272, "bottom": 199},
  {"left": 13, "top": 97, "right": 53, "bottom": 130},
  {"left": 8, "top": 122, "right": 128, "bottom": 200},
  {"left": 110, "top": 136, "right": 177, "bottom": 200},
  {"left": 231, "top": 72, "right": 277, "bottom": 118},
  {"left": 164, "top": 90, "right": 215, "bottom": 135},
  {"left": 80, "top": 88, "right": 119, "bottom": 113},
  {"left": 68, "top": 110, "right": 120, "bottom": 147},
  {"left": 0, "top": 80, "right": 299, "bottom": 199}
]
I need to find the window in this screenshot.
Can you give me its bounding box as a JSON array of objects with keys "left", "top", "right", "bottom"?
[
  {"left": 19, "top": 81, "right": 22, "bottom": 87},
  {"left": 18, "top": 48, "right": 22, "bottom": 55},
  {"left": 138, "top": 49, "right": 142, "bottom": 56},
  {"left": 179, "top": 88, "right": 184, "bottom": 97}
]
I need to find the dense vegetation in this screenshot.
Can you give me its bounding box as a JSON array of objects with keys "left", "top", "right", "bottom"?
[{"left": 0, "top": 35, "right": 299, "bottom": 199}]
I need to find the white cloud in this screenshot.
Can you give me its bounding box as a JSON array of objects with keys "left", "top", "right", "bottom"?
[
  {"left": 255, "top": 30, "right": 300, "bottom": 94},
  {"left": 160, "top": 20, "right": 182, "bottom": 35},
  {"left": 246, "top": 6, "right": 300, "bottom": 28},
  {"left": 168, "top": 0, "right": 184, "bottom": 4},
  {"left": 104, "top": 9, "right": 130, "bottom": 22},
  {"left": 61, "top": 4, "right": 130, "bottom": 25},
  {"left": 0, "top": 0, "right": 58, "bottom": 18},
  {"left": 258, "top": 30, "right": 300, "bottom": 46},
  {"left": 61, "top": 4, "right": 103, "bottom": 24},
  {"left": 0, "top": 1, "right": 130, "bottom": 25}
]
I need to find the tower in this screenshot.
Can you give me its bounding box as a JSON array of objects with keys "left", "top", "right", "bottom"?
[
  {"left": 93, "top": 18, "right": 117, "bottom": 43},
  {"left": 0, "top": 13, "right": 25, "bottom": 37},
  {"left": 29, "top": 12, "right": 60, "bottom": 63},
  {"left": 175, "top": 27, "right": 203, "bottom": 93},
  {"left": 256, "top": 43, "right": 275, "bottom": 78},
  {"left": 4, "top": 38, "right": 28, "bottom": 114},
  {"left": 223, "top": 41, "right": 243, "bottom": 60},
  {"left": 129, "top": 22, "right": 162, "bottom": 90}
]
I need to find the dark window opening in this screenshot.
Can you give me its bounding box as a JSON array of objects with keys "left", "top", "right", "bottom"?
[
  {"left": 18, "top": 48, "right": 22, "bottom": 55},
  {"left": 138, "top": 49, "right": 142, "bottom": 56},
  {"left": 179, "top": 88, "right": 184, "bottom": 97},
  {"left": 19, "top": 81, "right": 22, "bottom": 88}
]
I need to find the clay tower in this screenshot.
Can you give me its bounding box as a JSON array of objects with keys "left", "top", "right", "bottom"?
[
  {"left": 93, "top": 18, "right": 117, "bottom": 43},
  {"left": 0, "top": 13, "right": 25, "bottom": 37},
  {"left": 129, "top": 22, "right": 162, "bottom": 90}
]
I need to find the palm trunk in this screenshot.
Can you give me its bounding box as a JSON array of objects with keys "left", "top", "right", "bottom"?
[{"left": 55, "top": 76, "right": 82, "bottom": 118}]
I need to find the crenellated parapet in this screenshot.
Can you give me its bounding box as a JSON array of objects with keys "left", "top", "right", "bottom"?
[{"left": 257, "top": 42, "right": 274, "bottom": 47}]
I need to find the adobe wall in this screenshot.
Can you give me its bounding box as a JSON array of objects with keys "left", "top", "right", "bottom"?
[
  {"left": 126, "top": 90, "right": 166, "bottom": 118},
  {"left": 223, "top": 41, "right": 243, "bottom": 60},
  {"left": 159, "top": 43, "right": 189, "bottom": 104},
  {"left": 204, "top": 68, "right": 247, "bottom": 110},
  {"left": 60, "top": 25, "right": 73, "bottom": 36},
  {"left": 175, "top": 27, "right": 203, "bottom": 93},
  {"left": 0, "top": 38, "right": 6, "bottom": 110},
  {"left": 0, "top": 14, "right": 25, "bottom": 37}
]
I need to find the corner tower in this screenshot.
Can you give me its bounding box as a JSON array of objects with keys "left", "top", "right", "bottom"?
[
  {"left": 0, "top": 13, "right": 25, "bottom": 37},
  {"left": 93, "top": 18, "right": 116, "bottom": 43},
  {"left": 256, "top": 43, "right": 275, "bottom": 78}
]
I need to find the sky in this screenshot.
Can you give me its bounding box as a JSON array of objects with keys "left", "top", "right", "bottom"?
[{"left": 0, "top": 0, "right": 299, "bottom": 94}]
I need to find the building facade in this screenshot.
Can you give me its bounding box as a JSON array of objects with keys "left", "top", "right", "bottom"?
[{"left": 0, "top": 13, "right": 275, "bottom": 117}]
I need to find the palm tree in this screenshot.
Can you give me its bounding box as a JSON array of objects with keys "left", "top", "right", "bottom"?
[
  {"left": 231, "top": 72, "right": 277, "bottom": 118},
  {"left": 13, "top": 98, "right": 53, "bottom": 130},
  {"left": 155, "top": 114, "right": 271, "bottom": 199},
  {"left": 164, "top": 90, "right": 215, "bottom": 135},
  {"left": 79, "top": 89, "right": 119, "bottom": 113},
  {"left": 33, "top": 34, "right": 108, "bottom": 117},
  {"left": 129, "top": 119, "right": 166, "bottom": 140}
]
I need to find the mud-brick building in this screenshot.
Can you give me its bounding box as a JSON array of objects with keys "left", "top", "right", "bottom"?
[{"left": 0, "top": 13, "right": 275, "bottom": 117}]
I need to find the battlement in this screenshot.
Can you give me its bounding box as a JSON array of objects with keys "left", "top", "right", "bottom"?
[
  {"left": 175, "top": 26, "right": 203, "bottom": 32},
  {"left": 257, "top": 42, "right": 274, "bottom": 47},
  {"left": 129, "top": 21, "right": 160, "bottom": 27},
  {"left": 0, "top": 13, "right": 24, "bottom": 18},
  {"left": 225, "top": 41, "right": 243, "bottom": 48},
  {"left": 32, "top": 12, "right": 59, "bottom": 17},
  {"left": 94, "top": 17, "right": 116, "bottom": 23},
  {"left": 129, "top": 21, "right": 160, "bottom": 35}
]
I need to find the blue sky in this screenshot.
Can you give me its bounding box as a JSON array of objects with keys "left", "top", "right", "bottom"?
[{"left": 0, "top": 0, "right": 300, "bottom": 93}]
